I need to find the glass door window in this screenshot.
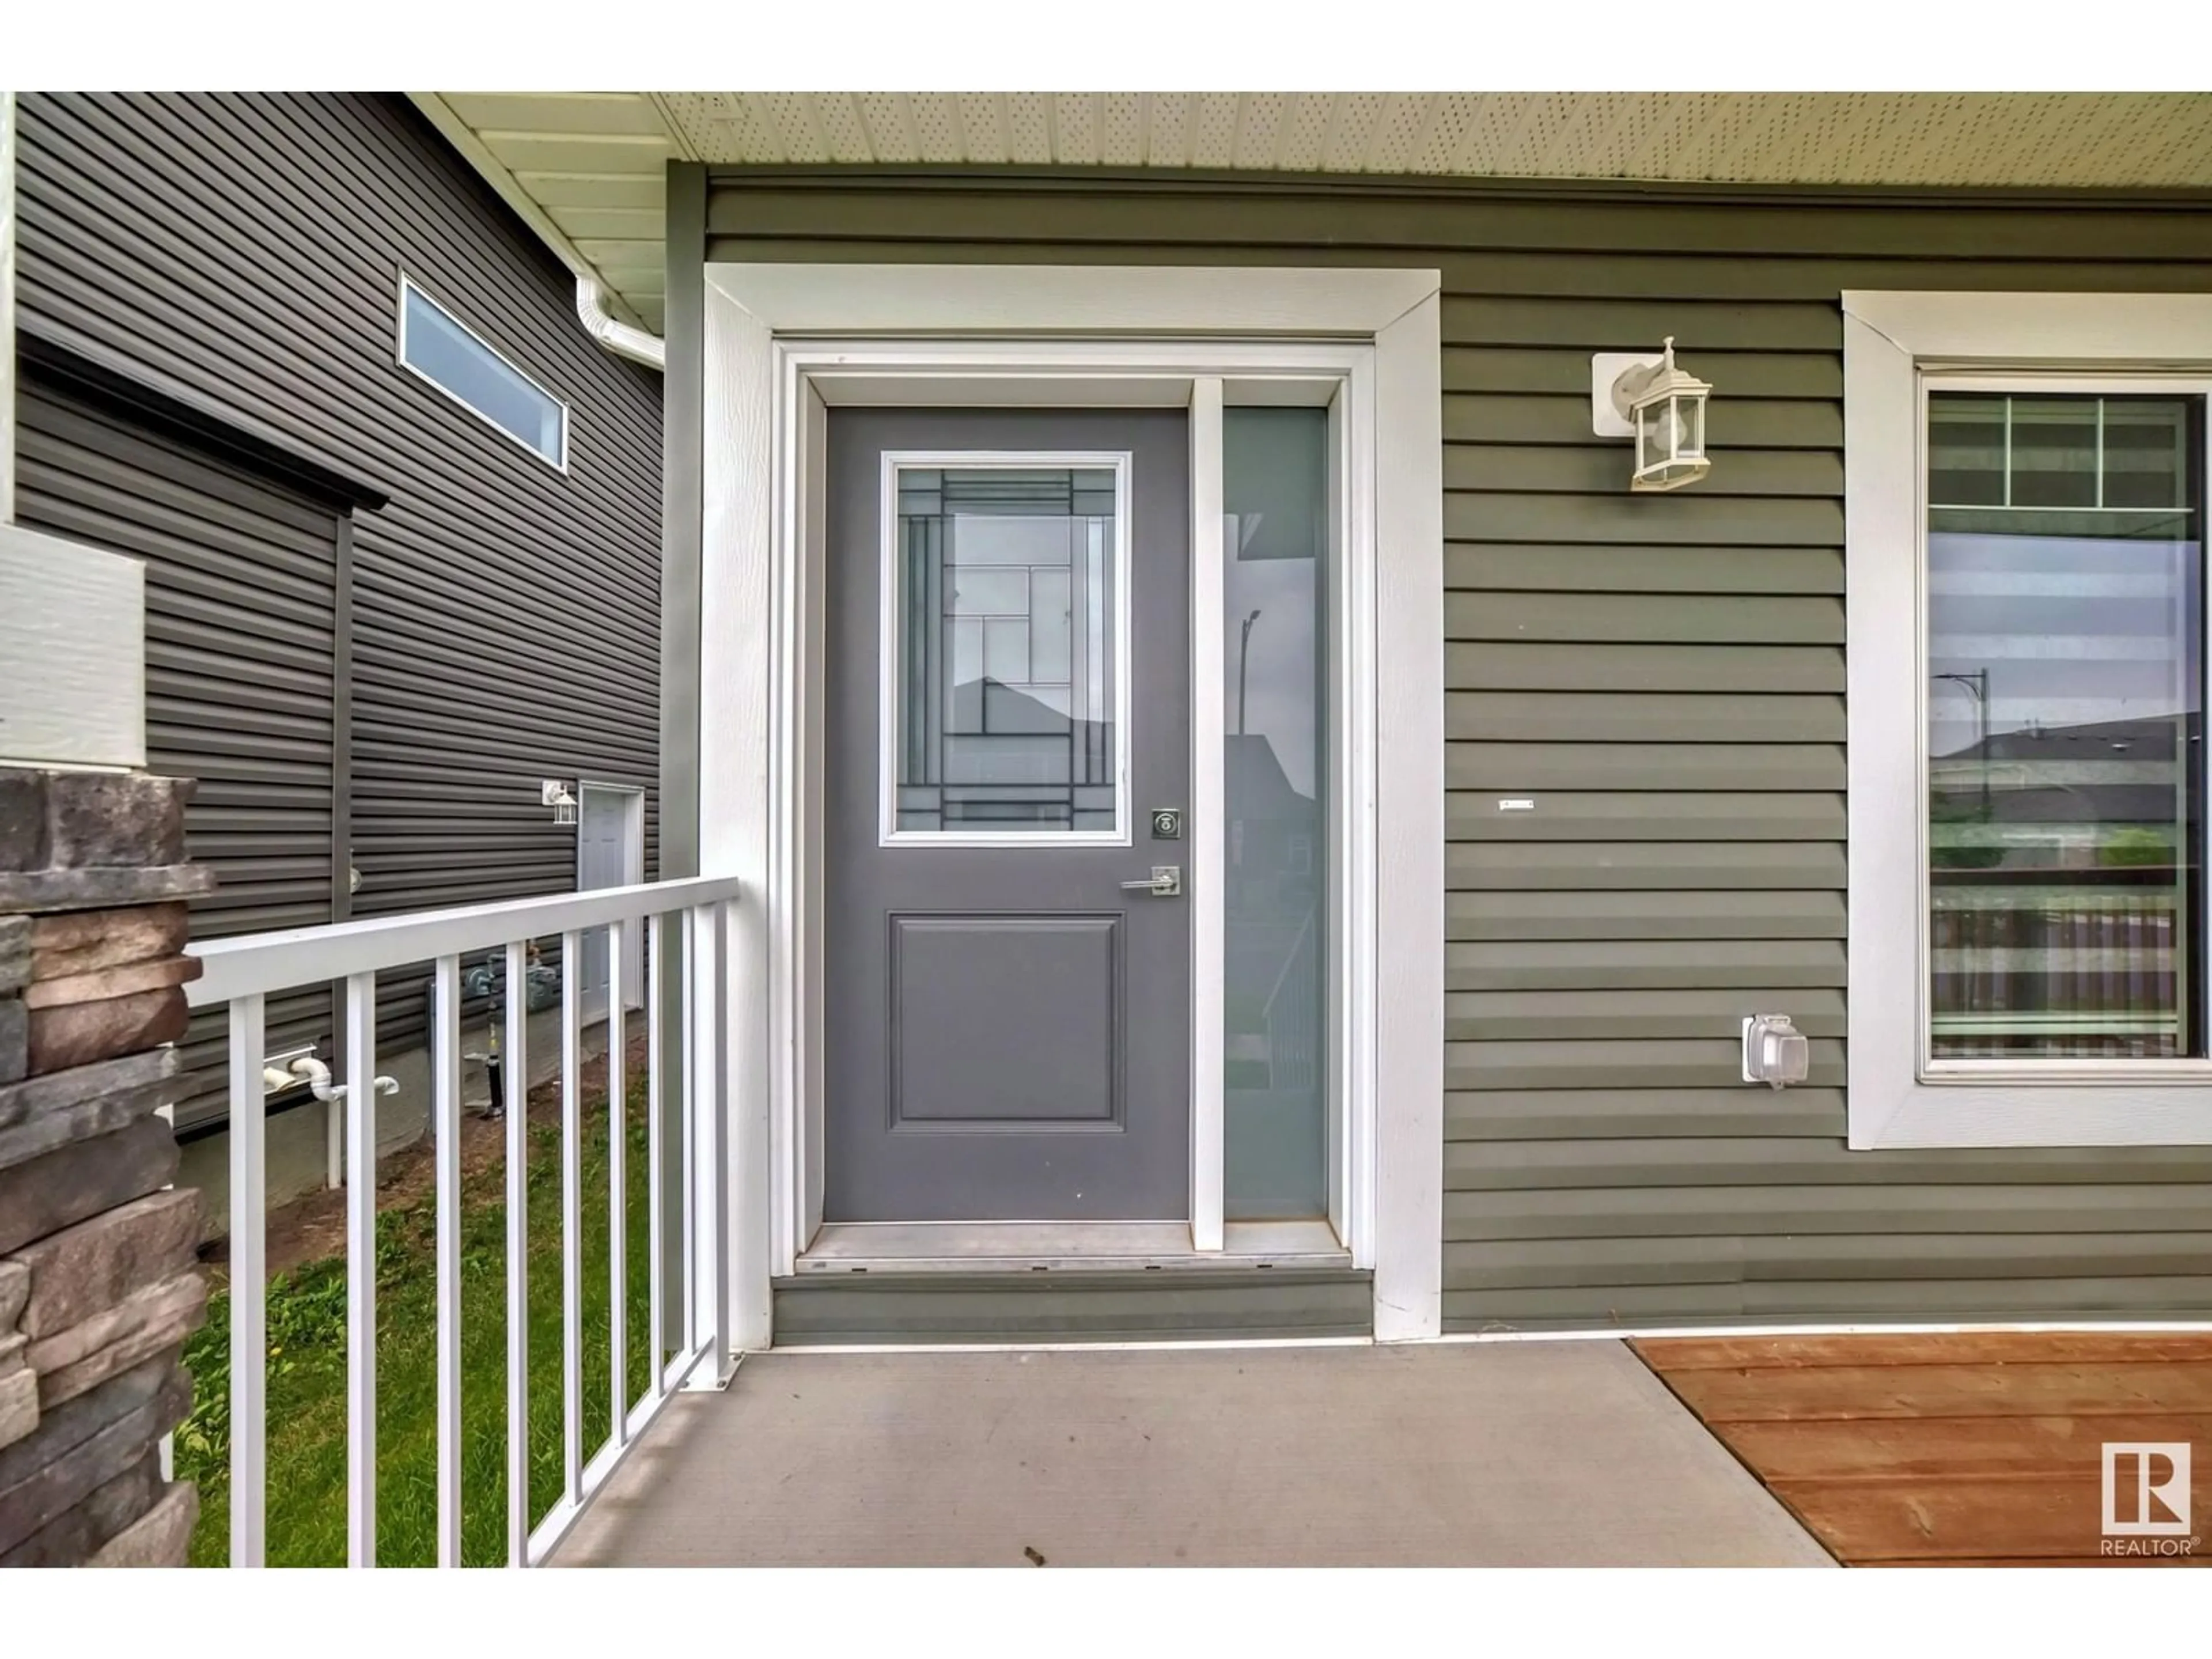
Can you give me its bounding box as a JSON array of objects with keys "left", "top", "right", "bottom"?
[{"left": 887, "top": 461, "right": 1126, "bottom": 840}]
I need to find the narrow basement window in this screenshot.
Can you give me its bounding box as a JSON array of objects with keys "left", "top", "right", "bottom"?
[{"left": 398, "top": 277, "right": 569, "bottom": 469}]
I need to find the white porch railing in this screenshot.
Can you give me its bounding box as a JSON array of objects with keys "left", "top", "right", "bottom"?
[{"left": 186, "top": 875, "right": 743, "bottom": 1567}]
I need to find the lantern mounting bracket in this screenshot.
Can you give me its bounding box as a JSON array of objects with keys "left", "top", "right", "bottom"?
[{"left": 1591, "top": 350, "right": 1665, "bottom": 437}]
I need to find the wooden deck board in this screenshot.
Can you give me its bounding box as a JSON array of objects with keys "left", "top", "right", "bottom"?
[
  {"left": 1639, "top": 1333, "right": 2212, "bottom": 1370},
  {"left": 1718, "top": 1414, "right": 2212, "bottom": 1479},
  {"left": 1770, "top": 1476, "right": 2110, "bottom": 1560},
  {"left": 1633, "top": 1333, "right": 2212, "bottom": 1567},
  {"left": 1663, "top": 1361, "right": 2212, "bottom": 1422}
]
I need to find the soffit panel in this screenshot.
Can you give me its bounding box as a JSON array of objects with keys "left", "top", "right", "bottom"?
[
  {"left": 417, "top": 91, "right": 682, "bottom": 336},
  {"left": 418, "top": 91, "right": 2212, "bottom": 351},
  {"left": 656, "top": 92, "right": 2212, "bottom": 188}
]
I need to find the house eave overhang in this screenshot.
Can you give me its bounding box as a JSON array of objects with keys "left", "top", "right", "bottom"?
[{"left": 416, "top": 91, "right": 2212, "bottom": 359}]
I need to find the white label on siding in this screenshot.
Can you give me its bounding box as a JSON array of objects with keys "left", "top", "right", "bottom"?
[{"left": 1497, "top": 798, "right": 1536, "bottom": 811}]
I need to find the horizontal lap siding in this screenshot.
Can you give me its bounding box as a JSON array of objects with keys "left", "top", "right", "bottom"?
[
  {"left": 1423, "top": 196, "right": 2212, "bottom": 1329},
  {"left": 18, "top": 93, "right": 663, "bottom": 1073},
  {"left": 707, "top": 169, "right": 2212, "bottom": 1330}
]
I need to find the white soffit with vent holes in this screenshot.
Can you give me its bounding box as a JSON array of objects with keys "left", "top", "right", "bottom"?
[{"left": 419, "top": 92, "right": 2212, "bottom": 354}]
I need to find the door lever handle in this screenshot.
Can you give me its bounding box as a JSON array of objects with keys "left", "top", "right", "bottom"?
[{"left": 1120, "top": 865, "right": 1183, "bottom": 897}]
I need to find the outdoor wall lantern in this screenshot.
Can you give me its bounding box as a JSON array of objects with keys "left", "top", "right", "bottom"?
[
  {"left": 541, "top": 779, "right": 579, "bottom": 825},
  {"left": 1591, "top": 337, "right": 1713, "bottom": 493}
]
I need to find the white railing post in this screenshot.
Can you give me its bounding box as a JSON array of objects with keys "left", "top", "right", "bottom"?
[
  {"left": 431, "top": 954, "right": 463, "bottom": 1568},
  {"left": 703, "top": 901, "right": 732, "bottom": 1382},
  {"left": 560, "top": 929, "right": 584, "bottom": 1501},
  {"left": 724, "top": 894, "right": 766, "bottom": 1353},
  {"left": 503, "top": 938, "right": 529, "bottom": 1567},
  {"left": 607, "top": 919, "right": 628, "bottom": 1445},
  {"left": 158, "top": 1085, "right": 175, "bottom": 1489},
  {"left": 646, "top": 912, "right": 667, "bottom": 1399},
  {"left": 680, "top": 914, "right": 698, "bottom": 1359},
  {"left": 684, "top": 904, "right": 728, "bottom": 1387},
  {"left": 226, "top": 994, "right": 267, "bottom": 1569},
  {"left": 342, "top": 971, "right": 378, "bottom": 1568}
]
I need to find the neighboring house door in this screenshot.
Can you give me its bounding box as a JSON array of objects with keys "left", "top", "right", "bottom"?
[
  {"left": 14, "top": 372, "right": 344, "bottom": 1131},
  {"left": 575, "top": 782, "right": 644, "bottom": 1023},
  {"left": 824, "top": 410, "right": 1192, "bottom": 1222}
]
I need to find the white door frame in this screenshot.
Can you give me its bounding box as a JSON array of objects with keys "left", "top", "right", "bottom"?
[
  {"left": 575, "top": 780, "right": 646, "bottom": 1018},
  {"left": 701, "top": 265, "right": 1445, "bottom": 1346},
  {"left": 809, "top": 357, "right": 1350, "bottom": 1257}
]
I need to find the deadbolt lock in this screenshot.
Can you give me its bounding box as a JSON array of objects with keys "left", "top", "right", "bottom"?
[{"left": 1150, "top": 807, "right": 1183, "bottom": 840}]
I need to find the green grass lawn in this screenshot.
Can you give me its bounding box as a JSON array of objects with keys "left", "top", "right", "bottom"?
[{"left": 174, "top": 1066, "right": 664, "bottom": 1566}]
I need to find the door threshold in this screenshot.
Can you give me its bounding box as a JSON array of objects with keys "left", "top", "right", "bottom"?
[{"left": 795, "top": 1219, "right": 1351, "bottom": 1274}]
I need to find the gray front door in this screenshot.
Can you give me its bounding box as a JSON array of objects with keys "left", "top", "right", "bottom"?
[{"left": 825, "top": 408, "right": 1192, "bottom": 1222}]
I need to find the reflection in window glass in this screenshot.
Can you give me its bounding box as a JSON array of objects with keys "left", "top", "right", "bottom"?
[
  {"left": 892, "top": 467, "right": 1119, "bottom": 834},
  {"left": 399, "top": 282, "right": 567, "bottom": 466},
  {"left": 1224, "top": 408, "right": 1328, "bottom": 1217},
  {"left": 1926, "top": 391, "right": 2206, "bottom": 1059}
]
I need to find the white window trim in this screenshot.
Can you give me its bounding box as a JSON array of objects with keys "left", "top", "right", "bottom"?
[
  {"left": 1843, "top": 291, "right": 2212, "bottom": 1149},
  {"left": 700, "top": 265, "right": 1445, "bottom": 1344},
  {"left": 396, "top": 274, "right": 571, "bottom": 472},
  {"left": 876, "top": 449, "right": 1135, "bottom": 849}
]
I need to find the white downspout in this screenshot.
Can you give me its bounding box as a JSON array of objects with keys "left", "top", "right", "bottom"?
[{"left": 575, "top": 274, "right": 664, "bottom": 371}]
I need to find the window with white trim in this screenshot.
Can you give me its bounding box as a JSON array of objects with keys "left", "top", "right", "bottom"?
[
  {"left": 397, "top": 278, "right": 569, "bottom": 469},
  {"left": 1843, "top": 292, "right": 2212, "bottom": 1148}
]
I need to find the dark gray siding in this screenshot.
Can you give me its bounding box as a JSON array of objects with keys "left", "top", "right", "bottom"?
[
  {"left": 14, "top": 93, "right": 663, "bottom": 1071},
  {"left": 774, "top": 1270, "right": 1374, "bottom": 1344},
  {"left": 706, "top": 169, "right": 2212, "bottom": 1329},
  {"left": 16, "top": 377, "right": 342, "bottom": 1128}
]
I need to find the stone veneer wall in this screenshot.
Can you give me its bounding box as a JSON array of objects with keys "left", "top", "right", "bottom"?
[{"left": 1, "top": 768, "right": 211, "bottom": 1567}]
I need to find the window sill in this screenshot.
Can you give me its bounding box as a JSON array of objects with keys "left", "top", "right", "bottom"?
[
  {"left": 1850, "top": 1073, "right": 2212, "bottom": 1149},
  {"left": 1922, "top": 1059, "right": 2212, "bottom": 1086}
]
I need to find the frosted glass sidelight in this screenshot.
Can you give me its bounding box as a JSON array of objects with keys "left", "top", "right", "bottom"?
[{"left": 1222, "top": 408, "right": 1330, "bottom": 1218}]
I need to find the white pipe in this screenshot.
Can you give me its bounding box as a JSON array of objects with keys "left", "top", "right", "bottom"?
[
  {"left": 575, "top": 275, "right": 664, "bottom": 370},
  {"left": 289, "top": 1054, "right": 397, "bottom": 1103},
  {"left": 293, "top": 1055, "right": 342, "bottom": 1103}
]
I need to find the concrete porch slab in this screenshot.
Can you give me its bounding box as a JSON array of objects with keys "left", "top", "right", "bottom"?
[{"left": 556, "top": 1341, "right": 1835, "bottom": 1567}]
